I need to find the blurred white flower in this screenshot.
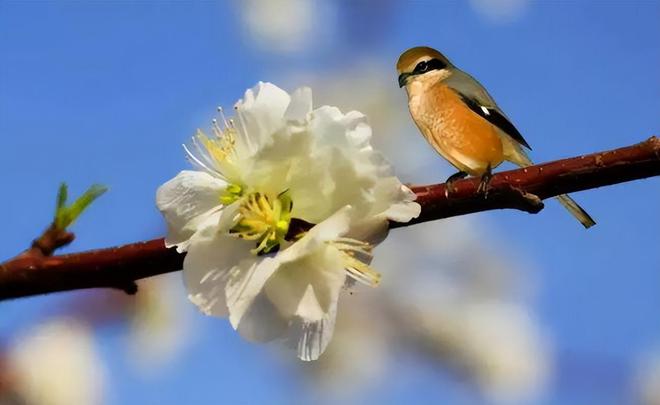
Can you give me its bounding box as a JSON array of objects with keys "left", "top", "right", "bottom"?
[
  {"left": 127, "top": 274, "right": 190, "bottom": 372},
  {"left": 413, "top": 300, "right": 550, "bottom": 401},
  {"left": 238, "top": 0, "right": 335, "bottom": 53},
  {"left": 157, "top": 82, "right": 419, "bottom": 360},
  {"left": 6, "top": 319, "right": 105, "bottom": 405},
  {"left": 469, "top": 0, "right": 531, "bottom": 24},
  {"left": 292, "top": 219, "right": 550, "bottom": 402},
  {"left": 382, "top": 221, "right": 550, "bottom": 402}
]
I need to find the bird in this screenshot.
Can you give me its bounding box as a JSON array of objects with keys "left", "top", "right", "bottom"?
[{"left": 396, "top": 46, "right": 595, "bottom": 228}]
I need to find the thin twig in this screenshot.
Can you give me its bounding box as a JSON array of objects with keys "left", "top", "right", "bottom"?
[
  {"left": 1, "top": 136, "right": 658, "bottom": 300},
  {"left": 23, "top": 224, "right": 74, "bottom": 258}
]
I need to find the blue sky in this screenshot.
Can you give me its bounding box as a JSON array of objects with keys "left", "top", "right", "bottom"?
[{"left": 1, "top": 1, "right": 659, "bottom": 404}]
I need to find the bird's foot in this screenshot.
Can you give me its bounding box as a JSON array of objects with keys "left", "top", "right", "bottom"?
[
  {"left": 444, "top": 171, "right": 468, "bottom": 198},
  {"left": 477, "top": 166, "right": 493, "bottom": 197}
]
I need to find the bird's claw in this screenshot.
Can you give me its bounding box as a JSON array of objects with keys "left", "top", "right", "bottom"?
[{"left": 477, "top": 167, "right": 493, "bottom": 197}]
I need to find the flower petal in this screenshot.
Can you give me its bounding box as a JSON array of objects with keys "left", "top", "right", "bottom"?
[
  {"left": 265, "top": 208, "right": 352, "bottom": 360},
  {"left": 372, "top": 178, "right": 421, "bottom": 223},
  {"left": 284, "top": 86, "right": 312, "bottom": 122},
  {"left": 277, "top": 205, "right": 353, "bottom": 263},
  {"left": 233, "top": 289, "right": 289, "bottom": 343},
  {"left": 156, "top": 170, "right": 227, "bottom": 252},
  {"left": 226, "top": 256, "right": 280, "bottom": 331},
  {"left": 309, "top": 106, "right": 372, "bottom": 150},
  {"left": 217, "top": 199, "right": 243, "bottom": 233},
  {"left": 289, "top": 146, "right": 378, "bottom": 223},
  {"left": 289, "top": 296, "right": 339, "bottom": 361},
  {"left": 266, "top": 246, "right": 345, "bottom": 361},
  {"left": 286, "top": 105, "right": 402, "bottom": 223},
  {"left": 264, "top": 247, "right": 345, "bottom": 320},
  {"left": 234, "top": 82, "right": 291, "bottom": 155},
  {"left": 226, "top": 207, "right": 352, "bottom": 353},
  {"left": 183, "top": 234, "right": 256, "bottom": 317},
  {"left": 347, "top": 215, "right": 390, "bottom": 248}
]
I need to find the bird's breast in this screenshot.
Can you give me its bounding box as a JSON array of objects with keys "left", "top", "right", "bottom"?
[{"left": 409, "top": 84, "right": 504, "bottom": 175}]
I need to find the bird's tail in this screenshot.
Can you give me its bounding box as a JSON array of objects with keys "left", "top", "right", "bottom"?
[
  {"left": 508, "top": 144, "right": 596, "bottom": 228},
  {"left": 555, "top": 194, "right": 596, "bottom": 229}
]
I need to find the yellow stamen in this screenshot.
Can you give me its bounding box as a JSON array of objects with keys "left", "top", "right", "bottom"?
[
  {"left": 329, "top": 238, "right": 381, "bottom": 287},
  {"left": 197, "top": 128, "right": 236, "bottom": 167},
  {"left": 229, "top": 191, "right": 293, "bottom": 255}
]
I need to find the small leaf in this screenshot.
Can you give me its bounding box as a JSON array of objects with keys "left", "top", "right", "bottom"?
[
  {"left": 56, "top": 183, "right": 68, "bottom": 211},
  {"left": 54, "top": 183, "right": 108, "bottom": 229},
  {"left": 54, "top": 183, "right": 69, "bottom": 229}
]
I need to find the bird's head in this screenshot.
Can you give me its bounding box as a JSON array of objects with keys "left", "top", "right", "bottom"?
[{"left": 396, "top": 46, "right": 452, "bottom": 88}]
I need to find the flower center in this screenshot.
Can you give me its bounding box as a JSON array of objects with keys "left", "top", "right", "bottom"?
[
  {"left": 229, "top": 191, "right": 293, "bottom": 255},
  {"left": 328, "top": 238, "right": 381, "bottom": 287}
]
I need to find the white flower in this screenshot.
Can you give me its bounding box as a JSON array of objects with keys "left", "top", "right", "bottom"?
[
  {"left": 127, "top": 275, "right": 190, "bottom": 372},
  {"left": 157, "top": 82, "right": 419, "bottom": 360},
  {"left": 240, "top": 0, "right": 319, "bottom": 53},
  {"left": 7, "top": 319, "right": 105, "bottom": 405}
]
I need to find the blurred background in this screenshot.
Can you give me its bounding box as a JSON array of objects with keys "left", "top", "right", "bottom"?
[{"left": 0, "top": 1, "right": 659, "bottom": 404}]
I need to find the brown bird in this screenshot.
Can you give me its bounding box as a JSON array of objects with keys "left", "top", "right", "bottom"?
[{"left": 397, "top": 46, "right": 595, "bottom": 228}]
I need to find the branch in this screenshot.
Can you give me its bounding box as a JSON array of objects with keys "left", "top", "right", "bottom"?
[
  {"left": 0, "top": 239, "right": 178, "bottom": 299},
  {"left": 1, "top": 137, "right": 658, "bottom": 300},
  {"left": 21, "top": 224, "right": 75, "bottom": 259},
  {"left": 396, "top": 136, "right": 660, "bottom": 227}
]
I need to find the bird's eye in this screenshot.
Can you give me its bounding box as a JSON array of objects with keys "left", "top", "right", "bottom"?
[{"left": 415, "top": 61, "right": 429, "bottom": 73}]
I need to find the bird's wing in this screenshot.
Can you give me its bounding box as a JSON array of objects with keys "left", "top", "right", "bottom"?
[{"left": 444, "top": 70, "right": 532, "bottom": 150}]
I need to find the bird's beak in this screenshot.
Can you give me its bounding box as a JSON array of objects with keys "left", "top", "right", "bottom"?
[{"left": 398, "top": 73, "right": 410, "bottom": 88}]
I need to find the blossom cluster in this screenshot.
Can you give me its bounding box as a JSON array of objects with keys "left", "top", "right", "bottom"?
[{"left": 157, "top": 82, "right": 419, "bottom": 360}]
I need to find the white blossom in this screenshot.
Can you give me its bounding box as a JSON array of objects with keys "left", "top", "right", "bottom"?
[
  {"left": 127, "top": 275, "right": 191, "bottom": 372},
  {"left": 157, "top": 82, "right": 419, "bottom": 360},
  {"left": 7, "top": 319, "right": 105, "bottom": 405},
  {"left": 238, "top": 0, "right": 336, "bottom": 54}
]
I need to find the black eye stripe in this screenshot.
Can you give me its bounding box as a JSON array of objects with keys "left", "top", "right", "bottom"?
[
  {"left": 413, "top": 58, "right": 447, "bottom": 74},
  {"left": 427, "top": 58, "right": 447, "bottom": 70}
]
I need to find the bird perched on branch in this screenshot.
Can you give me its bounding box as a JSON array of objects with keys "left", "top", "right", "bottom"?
[{"left": 397, "top": 46, "right": 595, "bottom": 228}]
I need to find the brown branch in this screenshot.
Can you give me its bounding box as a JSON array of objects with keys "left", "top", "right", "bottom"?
[
  {"left": 1, "top": 136, "right": 658, "bottom": 300},
  {"left": 20, "top": 224, "right": 74, "bottom": 259},
  {"left": 0, "top": 239, "right": 179, "bottom": 299},
  {"left": 396, "top": 136, "right": 660, "bottom": 227}
]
